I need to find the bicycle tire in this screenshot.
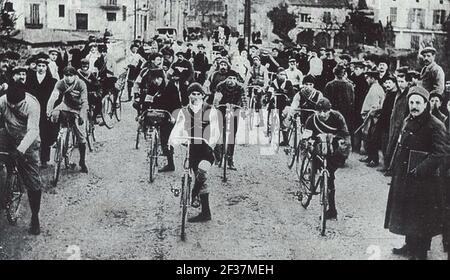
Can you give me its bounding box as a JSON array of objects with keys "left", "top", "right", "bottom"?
[
  {"left": 5, "top": 173, "right": 23, "bottom": 225},
  {"left": 135, "top": 129, "right": 140, "bottom": 149},
  {"left": 53, "top": 134, "right": 64, "bottom": 187},
  {"left": 180, "top": 174, "right": 188, "bottom": 241},
  {"left": 64, "top": 129, "right": 75, "bottom": 169},
  {"left": 114, "top": 96, "right": 122, "bottom": 122},
  {"left": 101, "top": 96, "right": 114, "bottom": 129},
  {"left": 300, "top": 152, "right": 314, "bottom": 209},
  {"left": 320, "top": 172, "right": 329, "bottom": 236},
  {"left": 149, "top": 131, "right": 158, "bottom": 183},
  {"left": 222, "top": 129, "right": 228, "bottom": 182},
  {"left": 86, "top": 122, "right": 93, "bottom": 152},
  {"left": 286, "top": 125, "right": 298, "bottom": 169}
]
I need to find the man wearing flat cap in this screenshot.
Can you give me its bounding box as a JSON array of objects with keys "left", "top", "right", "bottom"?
[
  {"left": 429, "top": 92, "right": 447, "bottom": 123},
  {"left": 48, "top": 48, "right": 61, "bottom": 80},
  {"left": 419, "top": 47, "right": 445, "bottom": 97},
  {"left": 11, "top": 67, "right": 27, "bottom": 85},
  {"left": 193, "top": 44, "right": 209, "bottom": 85},
  {"left": 384, "top": 86, "right": 449, "bottom": 260}
]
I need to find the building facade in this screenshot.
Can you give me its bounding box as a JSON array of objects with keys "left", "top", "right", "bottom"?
[
  {"left": 287, "top": 0, "right": 351, "bottom": 48},
  {"left": 12, "top": 0, "right": 135, "bottom": 41},
  {"left": 367, "top": 0, "right": 450, "bottom": 49}
]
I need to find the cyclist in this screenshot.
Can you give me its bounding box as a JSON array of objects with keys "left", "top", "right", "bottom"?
[
  {"left": 288, "top": 75, "right": 323, "bottom": 124},
  {"left": 285, "top": 57, "right": 304, "bottom": 91},
  {"left": 168, "top": 51, "right": 195, "bottom": 97},
  {"left": 304, "top": 97, "right": 351, "bottom": 220},
  {"left": 205, "top": 58, "right": 243, "bottom": 97},
  {"left": 0, "top": 81, "right": 43, "bottom": 235},
  {"left": 213, "top": 73, "right": 247, "bottom": 170},
  {"left": 267, "top": 67, "right": 295, "bottom": 146},
  {"left": 95, "top": 44, "right": 119, "bottom": 105},
  {"left": 245, "top": 55, "right": 269, "bottom": 127},
  {"left": 133, "top": 68, "right": 166, "bottom": 117},
  {"left": 77, "top": 58, "right": 102, "bottom": 124},
  {"left": 168, "top": 83, "right": 220, "bottom": 223},
  {"left": 46, "top": 66, "right": 89, "bottom": 173}
]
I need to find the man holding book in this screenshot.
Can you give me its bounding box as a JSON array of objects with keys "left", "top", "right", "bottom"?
[{"left": 384, "top": 86, "right": 448, "bottom": 260}]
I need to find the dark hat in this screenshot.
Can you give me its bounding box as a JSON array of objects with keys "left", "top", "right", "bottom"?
[
  {"left": 63, "top": 66, "right": 77, "bottom": 76},
  {"left": 197, "top": 43, "right": 205, "bottom": 49},
  {"left": 252, "top": 55, "right": 261, "bottom": 61},
  {"left": 277, "top": 67, "right": 286, "bottom": 74},
  {"left": 378, "top": 55, "right": 389, "bottom": 65},
  {"left": 303, "top": 74, "right": 316, "bottom": 84},
  {"left": 326, "top": 48, "right": 335, "bottom": 53},
  {"left": 80, "top": 58, "right": 89, "bottom": 65},
  {"left": 319, "top": 47, "right": 326, "bottom": 51},
  {"left": 339, "top": 54, "right": 352, "bottom": 62},
  {"left": 352, "top": 60, "right": 365, "bottom": 68},
  {"left": 187, "top": 82, "right": 206, "bottom": 96},
  {"left": 315, "top": 97, "right": 332, "bottom": 111},
  {"left": 175, "top": 51, "right": 185, "bottom": 57},
  {"left": 35, "top": 56, "right": 49, "bottom": 65},
  {"left": 364, "top": 54, "right": 378, "bottom": 63},
  {"left": 148, "top": 52, "right": 163, "bottom": 61},
  {"left": 6, "top": 81, "right": 26, "bottom": 105},
  {"left": 130, "top": 44, "right": 139, "bottom": 49},
  {"left": 249, "top": 45, "right": 259, "bottom": 50},
  {"left": 272, "top": 47, "right": 279, "bottom": 52},
  {"left": 11, "top": 66, "right": 27, "bottom": 75},
  {"left": 25, "top": 55, "right": 37, "bottom": 65},
  {"left": 408, "top": 70, "right": 420, "bottom": 79},
  {"left": 429, "top": 92, "right": 443, "bottom": 101},
  {"left": 396, "top": 66, "right": 409, "bottom": 75},
  {"left": 420, "top": 47, "right": 437, "bottom": 56},
  {"left": 288, "top": 57, "right": 296, "bottom": 62},
  {"left": 218, "top": 58, "right": 231, "bottom": 67},
  {"left": 383, "top": 74, "right": 397, "bottom": 84},
  {"left": 186, "top": 42, "right": 193, "bottom": 47},
  {"left": 407, "top": 86, "right": 430, "bottom": 102}
]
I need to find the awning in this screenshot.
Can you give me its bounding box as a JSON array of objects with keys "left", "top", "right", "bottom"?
[{"left": 3, "top": 29, "right": 99, "bottom": 47}]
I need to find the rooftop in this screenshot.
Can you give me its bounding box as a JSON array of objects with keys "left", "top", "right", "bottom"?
[{"left": 288, "top": 0, "right": 350, "bottom": 8}]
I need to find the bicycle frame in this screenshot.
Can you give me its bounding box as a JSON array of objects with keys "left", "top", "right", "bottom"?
[
  {"left": 0, "top": 152, "right": 24, "bottom": 225},
  {"left": 267, "top": 92, "right": 290, "bottom": 149},
  {"left": 215, "top": 103, "right": 243, "bottom": 182}
]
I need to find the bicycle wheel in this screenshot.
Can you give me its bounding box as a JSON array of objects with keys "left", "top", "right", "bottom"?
[
  {"left": 101, "top": 96, "right": 114, "bottom": 129},
  {"left": 148, "top": 130, "right": 158, "bottom": 183},
  {"left": 53, "top": 133, "right": 64, "bottom": 187},
  {"left": 320, "top": 172, "right": 329, "bottom": 236},
  {"left": 285, "top": 124, "right": 298, "bottom": 169},
  {"left": 5, "top": 173, "right": 23, "bottom": 225},
  {"left": 64, "top": 129, "right": 76, "bottom": 169},
  {"left": 222, "top": 132, "right": 228, "bottom": 183},
  {"left": 180, "top": 174, "right": 189, "bottom": 241},
  {"left": 86, "top": 122, "right": 93, "bottom": 152},
  {"left": 114, "top": 96, "right": 122, "bottom": 122},
  {"left": 299, "top": 152, "right": 314, "bottom": 208}
]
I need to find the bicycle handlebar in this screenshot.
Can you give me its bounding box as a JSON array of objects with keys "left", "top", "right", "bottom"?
[
  {"left": 144, "top": 109, "right": 174, "bottom": 119},
  {"left": 172, "top": 136, "right": 210, "bottom": 146},
  {"left": 215, "top": 104, "right": 245, "bottom": 110}
]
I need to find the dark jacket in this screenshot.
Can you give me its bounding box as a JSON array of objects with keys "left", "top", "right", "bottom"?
[
  {"left": 384, "top": 111, "right": 448, "bottom": 237},
  {"left": 170, "top": 59, "right": 195, "bottom": 85},
  {"left": 214, "top": 81, "right": 246, "bottom": 107},
  {"left": 154, "top": 80, "right": 187, "bottom": 112},
  {"left": 386, "top": 87, "right": 410, "bottom": 167},
  {"left": 323, "top": 78, "right": 355, "bottom": 131},
  {"left": 25, "top": 71, "right": 57, "bottom": 119},
  {"left": 322, "top": 58, "right": 337, "bottom": 85},
  {"left": 350, "top": 73, "right": 369, "bottom": 128}
]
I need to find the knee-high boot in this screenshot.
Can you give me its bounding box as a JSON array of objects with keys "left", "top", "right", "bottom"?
[
  {"left": 79, "top": 143, "right": 88, "bottom": 173},
  {"left": 28, "top": 190, "right": 41, "bottom": 235},
  {"left": 188, "top": 193, "right": 211, "bottom": 223}
]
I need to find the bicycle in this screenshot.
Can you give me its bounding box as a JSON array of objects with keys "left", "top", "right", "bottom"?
[
  {"left": 0, "top": 152, "right": 25, "bottom": 225},
  {"left": 246, "top": 85, "right": 265, "bottom": 130},
  {"left": 170, "top": 136, "right": 210, "bottom": 241},
  {"left": 101, "top": 77, "right": 122, "bottom": 129},
  {"left": 85, "top": 104, "right": 96, "bottom": 152},
  {"left": 135, "top": 109, "right": 173, "bottom": 182},
  {"left": 266, "top": 92, "right": 290, "bottom": 151},
  {"left": 297, "top": 133, "right": 334, "bottom": 236},
  {"left": 52, "top": 112, "right": 79, "bottom": 187},
  {"left": 215, "top": 103, "right": 244, "bottom": 183}
]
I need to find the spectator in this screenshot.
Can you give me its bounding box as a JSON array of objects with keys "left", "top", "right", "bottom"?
[{"left": 419, "top": 47, "right": 445, "bottom": 96}]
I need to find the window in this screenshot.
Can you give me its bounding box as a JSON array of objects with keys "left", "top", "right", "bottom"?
[
  {"left": 300, "top": 13, "right": 311, "bottom": 23},
  {"left": 323, "top": 11, "right": 331, "bottom": 23},
  {"left": 29, "top": 3, "right": 40, "bottom": 24},
  {"left": 433, "top": 10, "right": 446, "bottom": 25},
  {"left": 411, "top": 35, "right": 420, "bottom": 50},
  {"left": 76, "top": 13, "right": 88, "bottom": 30},
  {"left": 144, "top": 16, "right": 147, "bottom": 31},
  {"left": 107, "top": 12, "right": 116, "bottom": 21},
  {"left": 122, "top": 5, "right": 127, "bottom": 21},
  {"left": 59, "top": 4, "right": 65, "bottom": 17},
  {"left": 107, "top": 0, "right": 117, "bottom": 5},
  {"left": 390, "top": 7, "right": 397, "bottom": 23},
  {"left": 408, "top": 8, "right": 425, "bottom": 29}
]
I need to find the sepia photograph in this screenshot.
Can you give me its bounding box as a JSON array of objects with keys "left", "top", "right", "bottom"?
[{"left": 1, "top": 0, "right": 450, "bottom": 264}]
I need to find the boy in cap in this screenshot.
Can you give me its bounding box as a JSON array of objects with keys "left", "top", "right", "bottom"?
[
  {"left": 169, "top": 83, "right": 221, "bottom": 222},
  {"left": 48, "top": 48, "right": 60, "bottom": 80},
  {"left": 0, "top": 81, "right": 43, "bottom": 235}
]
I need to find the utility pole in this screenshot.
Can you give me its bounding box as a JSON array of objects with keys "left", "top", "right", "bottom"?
[{"left": 244, "top": 0, "right": 251, "bottom": 50}]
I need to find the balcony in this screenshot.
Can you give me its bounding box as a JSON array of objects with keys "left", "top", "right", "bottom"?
[
  {"left": 100, "top": 0, "right": 121, "bottom": 11},
  {"left": 25, "top": 22, "right": 43, "bottom": 29}
]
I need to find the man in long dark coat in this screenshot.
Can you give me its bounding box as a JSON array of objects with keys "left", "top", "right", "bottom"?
[
  {"left": 25, "top": 57, "right": 58, "bottom": 168},
  {"left": 385, "top": 86, "right": 448, "bottom": 260}
]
